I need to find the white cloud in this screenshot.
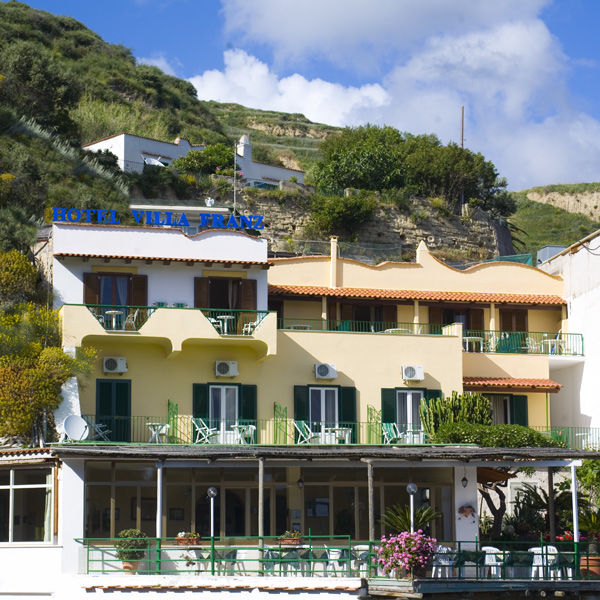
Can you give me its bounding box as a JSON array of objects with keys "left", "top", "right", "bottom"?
[
  {"left": 137, "top": 54, "right": 177, "bottom": 76},
  {"left": 189, "top": 49, "right": 390, "bottom": 126},
  {"left": 191, "top": 6, "right": 600, "bottom": 189},
  {"left": 221, "top": 0, "right": 549, "bottom": 69}
]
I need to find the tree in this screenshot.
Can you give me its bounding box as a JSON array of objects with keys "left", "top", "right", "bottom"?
[
  {"left": 0, "top": 250, "right": 41, "bottom": 309},
  {"left": 0, "top": 41, "right": 81, "bottom": 139},
  {"left": 170, "top": 143, "right": 233, "bottom": 175}
]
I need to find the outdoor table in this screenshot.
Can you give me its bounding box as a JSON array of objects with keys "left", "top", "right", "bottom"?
[
  {"left": 147, "top": 422, "right": 169, "bottom": 443},
  {"left": 462, "top": 336, "right": 484, "bottom": 352},
  {"left": 216, "top": 315, "right": 235, "bottom": 334},
  {"left": 323, "top": 427, "right": 352, "bottom": 444},
  {"left": 231, "top": 423, "right": 256, "bottom": 444},
  {"left": 104, "top": 309, "right": 123, "bottom": 330}
]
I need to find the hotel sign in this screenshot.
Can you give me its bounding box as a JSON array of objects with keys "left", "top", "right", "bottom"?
[{"left": 51, "top": 208, "right": 265, "bottom": 230}]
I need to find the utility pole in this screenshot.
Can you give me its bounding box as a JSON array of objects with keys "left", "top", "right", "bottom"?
[
  {"left": 460, "top": 105, "right": 464, "bottom": 148},
  {"left": 233, "top": 140, "right": 237, "bottom": 213}
]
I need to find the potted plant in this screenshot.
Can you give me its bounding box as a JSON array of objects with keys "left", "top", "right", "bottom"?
[
  {"left": 114, "top": 528, "right": 148, "bottom": 573},
  {"left": 579, "top": 510, "right": 600, "bottom": 577},
  {"left": 278, "top": 529, "right": 303, "bottom": 545},
  {"left": 376, "top": 530, "right": 437, "bottom": 580},
  {"left": 176, "top": 531, "right": 201, "bottom": 546}
]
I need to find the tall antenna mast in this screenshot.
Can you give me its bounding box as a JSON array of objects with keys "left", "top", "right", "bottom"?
[{"left": 233, "top": 140, "right": 237, "bottom": 212}]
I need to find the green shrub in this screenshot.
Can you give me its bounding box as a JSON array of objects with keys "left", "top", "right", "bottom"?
[
  {"left": 429, "top": 196, "right": 449, "bottom": 216},
  {"left": 409, "top": 209, "right": 428, "bottom": 225},
  {"left": 380, "top": 187, "right": 413, "bottom": 211},
  {"left": 309, "top": 190, "right": 377, "bottom": 236},
  {"left": 433, "top": 422, "right": 564, "bottom": 448},
  {"left": 114, "top": 528, "right": 148, "bottom": 561}
]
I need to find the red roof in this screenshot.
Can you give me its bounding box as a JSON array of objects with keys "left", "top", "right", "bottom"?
[
  {"left": 55, "top": 253, "right": 269, "bottom": 266},
  {"left": 463, "top": 377, "right": 562, "bottom": 393},
  {"left": 268, "top": 284, "right": 566, "bottom": 306}
]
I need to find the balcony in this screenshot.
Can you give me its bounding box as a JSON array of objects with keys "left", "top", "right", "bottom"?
[
  {"left": 76, "top": 535, "right": 598, "bottom": 585},
  {"left": 462, "top": 330, "right": 583, "bottom": 356},
  {"left": 76, "top": 416, "right": 428, "bottom": 446},
  {"left": 278, "top": 318, "right": 451, "bottom": 335},
  {"left": 60, "top": 305, "right": 277, "bottom": 357}
]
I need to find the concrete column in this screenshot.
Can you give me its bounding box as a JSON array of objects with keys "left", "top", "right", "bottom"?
[
  {"left": 413, "top": 300, "right": 420, "bottom": 332},
  {"left": 367, "top": 461, "right": 374, "bottom": 541},
  {"left": 329, "top": 236, "right": 338, "bottom": 288},
  {"left": 321, "top": 296, "right": 328, "bottom": 321},
  {"left": 258, "top": 458, "right": 264, "bottom": 541},
  {"left": 489, "top": 303, "right": 496, "bottom": 331},
  {"left": 156, "top": 462, "right": 163, "bottom": 539},
  {"left": 59, "top": 458, "right": 85, "bottom": 574},
  {"left": 454, "top": 466, "right": 478, "bottom": 547}
]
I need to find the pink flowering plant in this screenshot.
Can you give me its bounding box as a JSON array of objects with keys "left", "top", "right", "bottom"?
[{"left": 376, "top": 530, "right": 437, "bottom": 579}]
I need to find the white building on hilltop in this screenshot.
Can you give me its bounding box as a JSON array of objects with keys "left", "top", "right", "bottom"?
[
  {"left": 82, "top": 133, "right": 305, "bottom": 186},
  {"left": 83, "top": 133, "right": 206, "bottom": 173}
]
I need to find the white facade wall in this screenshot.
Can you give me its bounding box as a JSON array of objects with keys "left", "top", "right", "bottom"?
[
  {"left": 540, "top": 233, "right": 600, "bottom": 428},
  {"left": 453, "top": 466, "right": 478, "bottom": 546},
  {"left": 84, "top": 134, "right": 205, "bottom": 173},
  {"left": 53, "top": 224, "right": 268, "bottom": 263},
  {"left": 53, "top": 258, "right": 268, "bottom": 311},
  {"left": 237, "top": 154, "right": 304, "bottom": 184}
]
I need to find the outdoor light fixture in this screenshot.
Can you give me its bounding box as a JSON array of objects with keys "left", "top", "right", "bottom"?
[
  {"left": 296, "top": 478, "right": 304, "bottom": 488},
  {"left": 207, "top": 487, "right": 218, "bottom": 539},
  {"left": 461, "top": 466, "right": 468, "bottom": 488},
  {"left": 406, "top": 483, "right": 418, "bottom": 533}
]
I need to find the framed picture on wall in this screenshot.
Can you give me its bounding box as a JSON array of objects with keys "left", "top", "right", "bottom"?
[{"left": 169, "top": 508, "right": 184, "bottom": 521}]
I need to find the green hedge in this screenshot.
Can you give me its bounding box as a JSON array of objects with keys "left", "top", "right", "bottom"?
[{"left": 433, "top": 422, "right": 565, "bottom": 448}]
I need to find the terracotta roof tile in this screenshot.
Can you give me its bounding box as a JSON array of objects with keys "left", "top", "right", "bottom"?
[
  {"left": 269, "top": 284, "right": 566, "bottom": 306},
  {"left": 56, "top": 253, "right": 269, "bottom": 266},
  {"left": 463, "top": 377, "right": 562, "bottom": 392}
]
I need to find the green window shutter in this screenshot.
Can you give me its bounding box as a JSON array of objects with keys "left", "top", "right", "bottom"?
[
  {"left": 239, "top": 385, "right": 257, "bottom": 421},
  {"left": 425, "top": 389, "right": 442, "bottom": 402},
  {"left": 338, "top": 386, "right": 357, "bottom": 442},
  {"left": 96, "top": 380, "right": 113, "bottom": 416},
  {"left": 510, "top": 395, "right": 528, "bottom": 426},
  {"left": 193, "top": 384, "right": 209, "bottom": 419},
  {"left": 293, "top": 385, "right": 309, "bottom": 421},
  {"left": 381, "top": 388, "right": 397, "bottom": 423}
]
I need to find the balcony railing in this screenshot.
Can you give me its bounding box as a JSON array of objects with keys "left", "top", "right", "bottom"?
[
  {"left": 83, "top": 304, "right": 269, "bottom": 335},
  {"left": 278, "top": 318, "right": 445, "bottom": 334},
  {"left": 76, "top": 536, "right": 599, "bottom": 580},
  {"left": 463, "top": 329, "right": 583, "bottom": 356},
  {"left": 77, "top": 416, "right": 427, "bottom": 445},
  {"left": 531, "top": 426, "right": 600, "bottom": 450}
]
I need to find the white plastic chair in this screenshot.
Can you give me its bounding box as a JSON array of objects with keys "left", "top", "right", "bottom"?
[
  {"left": 529, "top": 546, "right": 561, "bottom": 579},
  {"left": 324, "top": 546, "right": 346, "bottom": 576},
  {"left": 352, "top": 545, "right": 370, "bottom": 578},
  {"left": 242, "top": 319, "right": 260, "bottom": 335},
  {"left": 431, "top": 545, "right": 455, "bottom": 578},
  {"left": 481, "top": 546, "right": 504, "bottom": 578},
  {"left": 191, "top": 418, "right": 219, "bottom": 444}
]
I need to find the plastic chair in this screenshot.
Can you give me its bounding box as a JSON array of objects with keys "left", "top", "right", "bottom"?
[
  {"left": 294, "top": 420, "right": 320, "bottom": 444},
  {"left": 324, "top": 546, "right": 347, "bottom": 576},
  {"left": 207, "top": 317, "right": 222, "bottom": 333},
  {"left": 431, "top": 545, "right": 455, "bottom": 578},
  {"left": 191, "top": 417, "right": 219, "bottom": 444},
  {"left": 525, "top": 337, "right": 540, "bottom": 353},
  {"left": 352, "top": 545, "right": 370, "bottom": 578},
  {"left": 529, "top": 546, "right": 561, "bottom": 579},
  {"left": 382, "top": 422, "right": 403, "bottom": 444},
  {"left": 124, "top": 308, "right": 139, "bottom": 330},
  {"left": 481, "top": 546, "right": 505, "bottom": 578}
]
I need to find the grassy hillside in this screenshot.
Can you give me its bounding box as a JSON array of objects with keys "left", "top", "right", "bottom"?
[
  {"left": 0, "top": 1, "right": 336, "bottom": 171},
  {"left": 509, "top": 195, "right": 600, "bottom": 256}
]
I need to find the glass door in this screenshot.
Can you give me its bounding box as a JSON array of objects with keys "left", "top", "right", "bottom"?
[
  {"left": 396, "top": 390, "right": 423, "bottom": 443},
  {"left": 209, "top": 385, "right": 238, "bottom": 443},
  {"left": 309, "top": 387, "right": 338, "bottom": 443}
]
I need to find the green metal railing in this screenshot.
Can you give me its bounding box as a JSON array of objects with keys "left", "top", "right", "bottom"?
[
  {"left": 531, "top": 426, "right": 600, "bottom": 450},
  {"left": 464, "top": 329, "right": 583, "bottom": 356},
  {"left": 279, "top": 318, "right": 444, "bottom": 334},
  {"left": 75, "top": 416, "right": 429, "bottom": 446},
  {"left": 81, "top": 304, "right": 269, "bottom": 335},
  {"left": 75, "top": 536, "right": 600, "bottom": 580}
]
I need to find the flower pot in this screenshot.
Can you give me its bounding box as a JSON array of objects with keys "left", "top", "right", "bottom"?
[
  {"left": 279, "top": 537, "right": 302, "bottom": 545},
  {"left": 177, "top": 537, "right": 200, "bottom": 546},
  {"left": 581, "top": 555, "right": 600, "bottom": 578},
  {"left": 122, "top": 560, "right": 139, "bottom": 573}
]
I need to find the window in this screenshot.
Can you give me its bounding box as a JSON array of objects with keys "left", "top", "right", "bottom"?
[
  {"left": 309, "top": 387, "right": 338, "bottom": 429},
  {"left": 397, "top": 390, "right": 423, "bottom": 433},
  {"left": 486, "top": 393, "right": 528, "bottom": 426},
  {"left": 0, "top": 468, "right": 53, "bottom": 543},
  {"left": 194, "top": 277, "right": 256, "bottom": 310},
  {"left": 209, "top": 385, "right": 238, "bottom": 440}
]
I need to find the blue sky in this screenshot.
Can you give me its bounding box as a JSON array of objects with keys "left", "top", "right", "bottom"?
[{"left": 17, "top": 0, "right": 600, "bottom": 190}]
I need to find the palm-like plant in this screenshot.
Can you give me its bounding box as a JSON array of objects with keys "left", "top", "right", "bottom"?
[{"left": 380, "top": 504, "right": 441, "bottom": 533}]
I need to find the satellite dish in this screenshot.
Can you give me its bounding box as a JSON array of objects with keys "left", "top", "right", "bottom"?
[{"left": 64, "top": 415, "right": 89, "bottom": 442}]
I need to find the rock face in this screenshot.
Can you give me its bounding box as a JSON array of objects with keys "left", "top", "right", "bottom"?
[
  {"left": 236, "top": 189, "right": 509, "bottom": 262},
  {"left": 527, "top": 190, "right": 600, "bottom": 222}
]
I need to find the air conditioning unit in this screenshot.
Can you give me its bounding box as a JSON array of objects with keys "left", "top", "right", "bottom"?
[
  {"left": 402, "top": 365, "right": 424, "bottom": 381},
  {"left": 103, "top": 357, "right": 127, "bottom": 373},
  {"left": 215, "top": 360, "right": 238, "bottom": 377},
  {"left": 314, "top": 363, "right": 337, "bottom": 379}
]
